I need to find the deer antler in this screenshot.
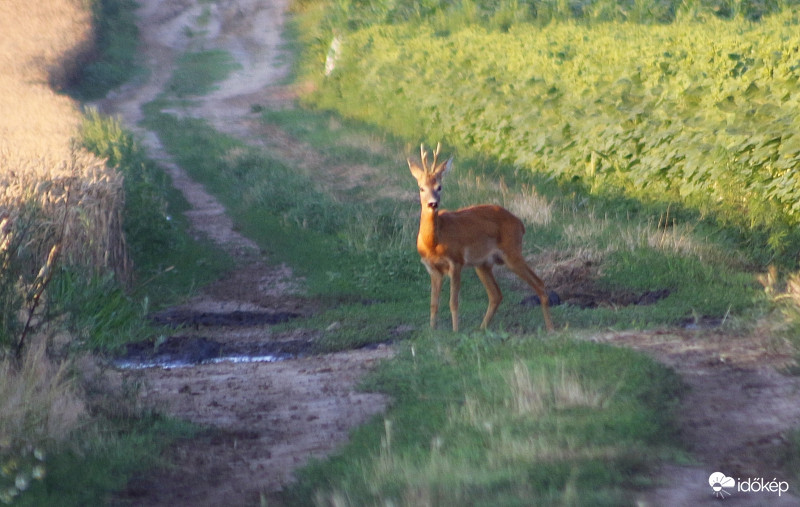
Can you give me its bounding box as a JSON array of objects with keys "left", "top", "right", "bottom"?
[
  {"left": 419, "top": 142, "right": 443, "bottom": 174},
  {"left": 431, "top": 142, "right": 441, "bottom": 171}
]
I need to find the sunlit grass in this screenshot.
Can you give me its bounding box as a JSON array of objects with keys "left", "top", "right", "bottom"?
[
  {"left": 135, "top": 12, "right": 775, "bottom": 504},
  {"left": 290, "top": 334, "right": 684, "bottom": 505},
  {"left": 505, "top": 359, "right": 608, "bottom": 415},
  {"left": 305, "top": 8, "right": 800, "bottom": 264}
]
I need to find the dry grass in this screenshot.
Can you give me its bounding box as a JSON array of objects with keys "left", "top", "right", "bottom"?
[
  {"left": 450, "top": 173, "right": 553, "bottom": 226},
  {"left": 506, "top": 359, "right": 606, "bottom": 416},
  {"left": 505, "top": 183, "right": 553, "bottom": 226},
  {"left": 0, "top": 339, "right": 86, "bottom": 502},
  {"left": 1, "top": 151, "right": 129, "bottom": 278},
  {"left": 0, "top": 0, "right": 129, "bottom": 279},
  {"left": 760, "top": 266, "right": 800, "bottom": 347},
  {"left": 0, "top": 4, "right": 124, "bottom": 497},
  {"left": 0, "top": 340, "right": 86, "bottom": 447},
  {"left": 560, "top": 205, "right": 743, "bottom": 268}
]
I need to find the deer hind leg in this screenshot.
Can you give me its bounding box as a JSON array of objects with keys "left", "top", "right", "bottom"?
[
  {"left": 475, "top": 264, "right": 503, "bottom": 329},
  {"left": 504, "top": 253, "right": 555, "bottom": 332}
]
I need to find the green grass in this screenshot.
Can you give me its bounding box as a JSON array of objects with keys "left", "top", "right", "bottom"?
[
  {"left": 62, "top": 110, "right": 233, "bottom": 353},
  {"left": 71, "top": 0, "right": 141, "bottom": 100},
  {"left": 8, "top": 106, "right": 233, "bottom": 507},
  {"left": 142, "top": 101, "right": 767, "bottom": 340},
  {"left": 14, "top": 414, "right": 197, "bottom": 507},
  {"left": 141, "top": 108, "right": 421, "bottom": 301},
  {"left": 2, "top": 0, "right": 241, "bottom": 498},
  {"left": 274, "top": 3, "right": 799, "bottom": 498},
  {"left": 285, "top": 332, "right": 685, "bottom": 505},
  {"left": 29, "top": 0, "right": 795, "bottom": 501}
]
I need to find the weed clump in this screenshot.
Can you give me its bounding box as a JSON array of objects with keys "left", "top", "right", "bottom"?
[{"left": 0, "top": 342, "right": 86, "bottom": 504}]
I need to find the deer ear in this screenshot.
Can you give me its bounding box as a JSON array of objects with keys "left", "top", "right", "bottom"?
[
  {"left": 408, "top": 158, "right": 425, "bottom": 180},
  {"left": 435, "top": 157, "right": 453, "bottom": 180}
]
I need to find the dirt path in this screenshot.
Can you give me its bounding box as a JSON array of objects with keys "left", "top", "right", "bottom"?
[
  {"left": 600, "top": 329, "right": 800, "bottom": 506},
  {"left": 95, "top": 0, "right": 800, "bottom": 505},
  {"left": 97, "top": 1, "right": 390, "bottom": 506}
]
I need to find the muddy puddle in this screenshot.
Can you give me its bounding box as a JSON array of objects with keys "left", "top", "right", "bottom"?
[
  {"left": 114, "top": 309, "right": 309, "bottom": 369},
  {"left": 113, "top": 335, "right": 312, "bottom": 369}
]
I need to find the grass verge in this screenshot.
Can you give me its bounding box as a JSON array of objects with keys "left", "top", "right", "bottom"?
[
  {"left": 13, "top": 413, "right": 197, "bottom": 506},
  {"left": 2, "top": 113, "right": 234, "bottom": 505},
  {"left": 285, "top": 331, "right": 685, "bottom": 505}
]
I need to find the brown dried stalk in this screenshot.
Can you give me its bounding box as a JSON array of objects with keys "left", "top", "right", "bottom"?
[{"left": 14, "top": 180, "right": 70, "bottom": 360}]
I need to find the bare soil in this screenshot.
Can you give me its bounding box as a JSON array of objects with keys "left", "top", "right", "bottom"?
[
  {"left": 97, "top": 1, "right": 392, "bottom": 506},
  {"left": 96, "top": 0, "right": 800, "bottom": 505}
]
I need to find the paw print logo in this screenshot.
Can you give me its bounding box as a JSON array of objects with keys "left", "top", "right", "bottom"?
[{"left": 709, "top": 472, "right": 735, "bottom": 499}]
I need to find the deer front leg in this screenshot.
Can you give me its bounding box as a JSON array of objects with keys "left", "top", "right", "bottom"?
[
  {"left": 428, "top": 268, "right": 443, "bottom": 329},
  {"left": 449, "top": 264, "right": 462, "bottom": 332}
]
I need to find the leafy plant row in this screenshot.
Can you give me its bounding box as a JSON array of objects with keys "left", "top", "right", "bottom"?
[
  {"left": 307, "top": 11, "right": 800, "bottom": 262},
  {"left": 316, "top": 0, "right": 800, "bottom": 31}
]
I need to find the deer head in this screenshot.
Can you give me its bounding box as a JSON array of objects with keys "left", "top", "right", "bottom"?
[{"left": 408, "top": 143, "right": 453, "bottom": 211}]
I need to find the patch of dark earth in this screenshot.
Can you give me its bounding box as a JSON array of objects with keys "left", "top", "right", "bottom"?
[
  {"left": 520, "top": 287, "right": 671, "bottom": 308},
  {"left": 151, "top": 309, "right": 300, "bottom": 327}
]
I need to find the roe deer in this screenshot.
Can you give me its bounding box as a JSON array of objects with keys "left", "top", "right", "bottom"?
[{"left": 408, "top": 143, "right": 554, "bottom": 332}]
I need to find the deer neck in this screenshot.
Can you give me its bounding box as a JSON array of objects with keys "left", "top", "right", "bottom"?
[{"left": 418, "top": 207, "right": 440, "bottom": 251}]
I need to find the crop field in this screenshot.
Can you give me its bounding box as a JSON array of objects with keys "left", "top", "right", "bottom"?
[
  {"left": 0, "top": 0, "right": 128, "bottom": 278},
  {"left": 1, "top": 1, "right": 214, "bottom": 504},
  {"left": 307, "top": 8, "right": 800, "bottom": 263}
]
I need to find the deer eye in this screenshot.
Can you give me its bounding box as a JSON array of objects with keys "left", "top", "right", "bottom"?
[
  {"left": 435, "top": 185, "right": 442, "bottom": 192},
  {"left": 419, "top": 187, "right": 424, "bottom": 192}
]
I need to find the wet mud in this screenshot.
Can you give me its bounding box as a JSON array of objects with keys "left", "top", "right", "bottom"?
[{"left": 115, "top": 335, "right": 312, "bottom": 369}]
